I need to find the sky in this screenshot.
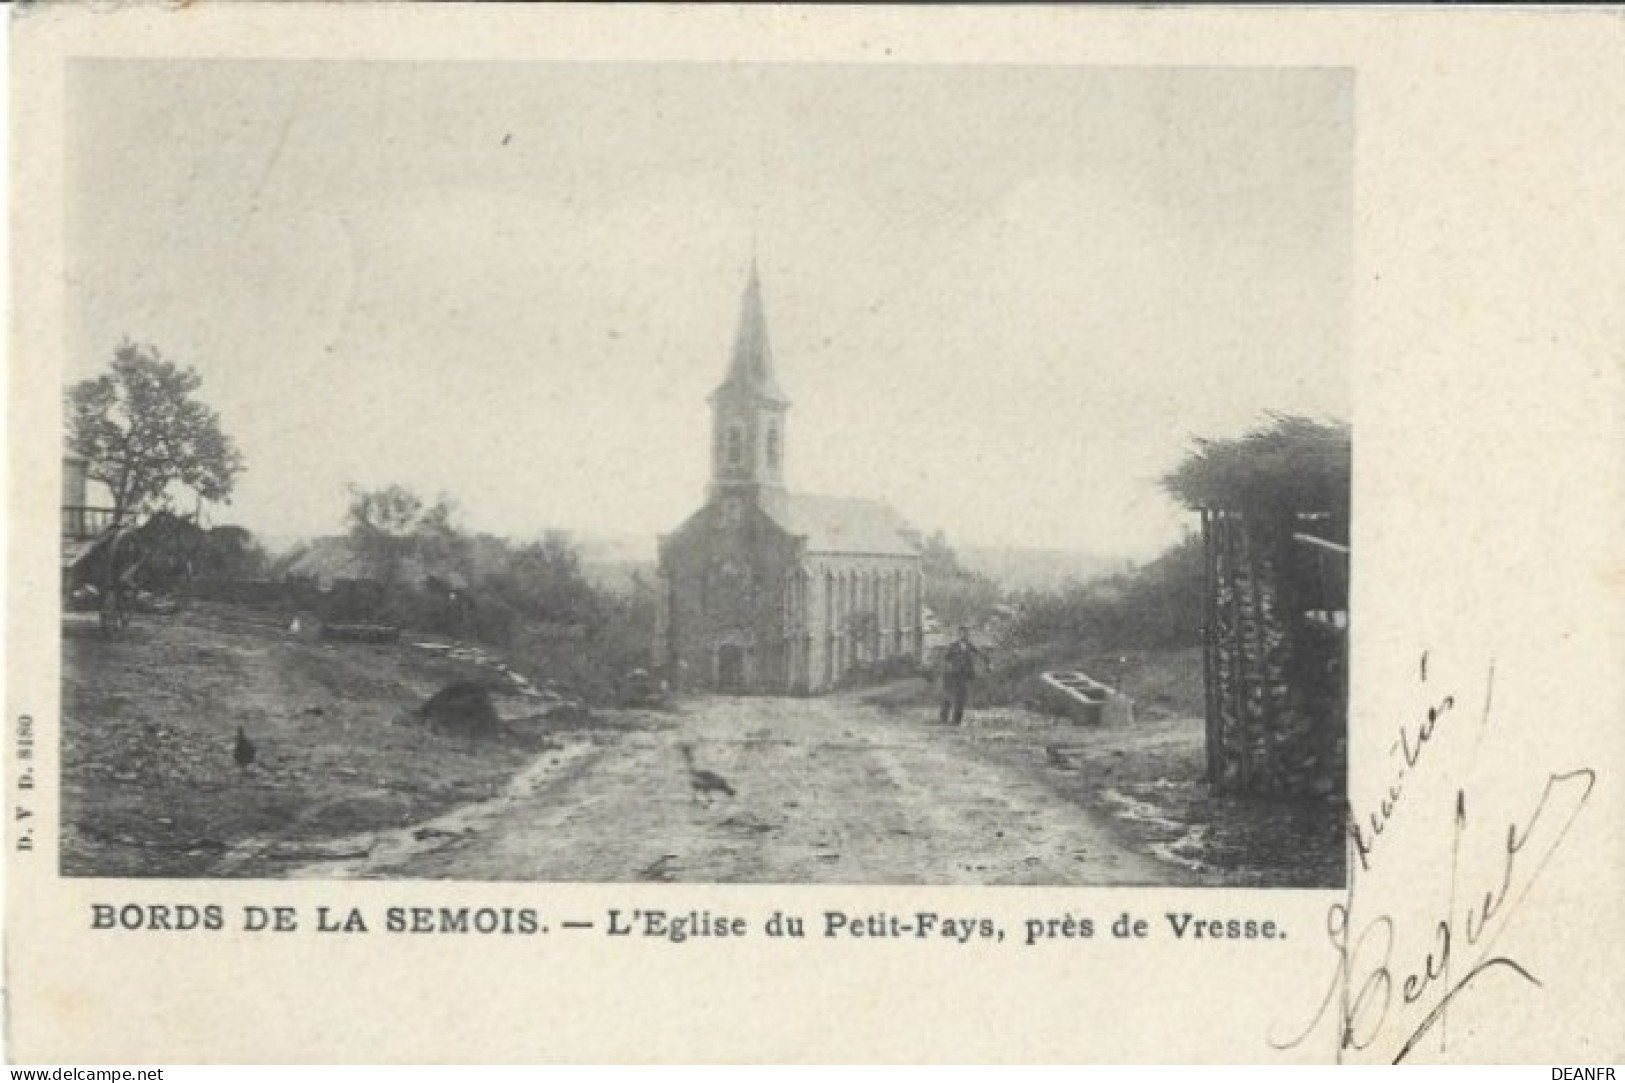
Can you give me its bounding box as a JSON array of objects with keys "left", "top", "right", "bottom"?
[{"left": 66, "top": 61, "right": 1351, "bottom": 561}]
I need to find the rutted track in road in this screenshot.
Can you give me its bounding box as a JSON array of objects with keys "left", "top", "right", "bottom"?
[{"left": 291, "top": 694, "right": 1202, "bottom": 885}]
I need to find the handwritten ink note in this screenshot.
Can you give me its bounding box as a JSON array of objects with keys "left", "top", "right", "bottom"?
[{"left": 1273, "top": 653, "right": 1598, "bottom": 1063}]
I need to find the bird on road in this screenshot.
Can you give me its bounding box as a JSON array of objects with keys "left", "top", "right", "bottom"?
[
  {"left": 234, "top": 726, "right": 257, "bottom": 773},
  {"left": 678, "top": 743, "right": 735, "bottom": 804}
]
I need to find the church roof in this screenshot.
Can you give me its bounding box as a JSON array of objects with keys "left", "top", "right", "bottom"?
[
  {"left": 711, "top": 261, "right": 790, "bottom": 406},
  {"left": 767, "top": 493, "right": 921, "bottom": 558}
]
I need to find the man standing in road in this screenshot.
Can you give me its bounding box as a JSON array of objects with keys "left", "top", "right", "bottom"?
[{"left": 939, "top": 625, "right": 990, "bottom": 725}]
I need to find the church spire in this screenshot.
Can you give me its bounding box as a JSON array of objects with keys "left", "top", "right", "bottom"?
[
  {"left": 707, "top": 260, "right": 790, "bottom": 503},
  {"left": 713, "top": 260, "right": 790, "bottom": 406}
]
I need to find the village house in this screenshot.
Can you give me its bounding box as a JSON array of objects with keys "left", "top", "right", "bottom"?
[{"left": 658, "top": 265, "right": 924, "bottom": 694}]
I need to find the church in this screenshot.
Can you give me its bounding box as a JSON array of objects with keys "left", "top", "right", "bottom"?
[{"left": 657, "top": 265, "right": 925, "bottom": 695}]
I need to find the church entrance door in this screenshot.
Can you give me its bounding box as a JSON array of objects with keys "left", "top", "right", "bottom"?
[{"left": 716, "top": 645, "right": 746, "bottom": 693}]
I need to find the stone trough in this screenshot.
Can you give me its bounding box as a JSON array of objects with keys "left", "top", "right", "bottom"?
[{"left": 1038, "top": 670, "right": 1134, "bottom": 726}]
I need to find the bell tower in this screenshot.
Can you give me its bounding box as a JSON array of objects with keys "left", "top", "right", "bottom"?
[{"left": 708, "top": 260, "right": 790, "bottom": 507}]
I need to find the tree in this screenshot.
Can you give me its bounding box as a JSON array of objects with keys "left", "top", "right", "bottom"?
[
  {"left": 66, "top": 342, "right": 245, "bottom": 524},
  {"left": 912, "top": 528, "right": 1001, "bottom": 628},
  {"left": 485, "top": 531, "right": 603, "bottom": 628},
  {"left": 200, "top": 525, "right": 269, "bottom": 580},
  {"left": 1006, "top": 534, "right": 1206, "bottom": 655},
  {"left": 344, "top": 484, "right": 470, "bottom": 587}
]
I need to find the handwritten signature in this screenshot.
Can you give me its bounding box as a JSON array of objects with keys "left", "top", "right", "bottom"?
[{"left": 1271, "top": 654, "right": 1597, "bottom": 1064}]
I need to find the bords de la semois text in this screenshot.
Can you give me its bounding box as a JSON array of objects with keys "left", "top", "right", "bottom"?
[{"left": 90, "top": 903, "right": 1285, "bottom": 945}]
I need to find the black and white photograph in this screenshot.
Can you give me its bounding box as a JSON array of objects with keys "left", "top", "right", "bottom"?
[
  {"left": 58, "top": 61, "right": 1353, "bottom": 886},
  {"left": 13, "top": 2, "right": 1625, "bottom": 1067}
]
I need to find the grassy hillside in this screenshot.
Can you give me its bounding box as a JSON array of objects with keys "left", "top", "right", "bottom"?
[{"left": 61, "top": 602, "right": 651, "bottom": 877}]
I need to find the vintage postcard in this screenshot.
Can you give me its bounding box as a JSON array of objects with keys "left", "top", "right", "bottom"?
[{"left": 6, "top": 2, "right": 1622, "bottom": 1065}]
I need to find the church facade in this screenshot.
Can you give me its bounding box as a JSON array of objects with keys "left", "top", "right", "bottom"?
[{"left": 657, "top": 266, "right": 924, "bottom": 695}]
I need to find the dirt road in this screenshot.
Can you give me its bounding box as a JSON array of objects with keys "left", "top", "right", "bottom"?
[{"left": 301, "top": 693, "right": 1200, "bottom": 885}]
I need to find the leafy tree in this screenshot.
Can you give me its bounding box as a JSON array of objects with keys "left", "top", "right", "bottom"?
[
  {"left": 201, "top": 526, "right": 269, "bottom": 579},
  {"left": 1009, "top": 532, "right": 1205, "bottom": 652},
  {"left": 911, "top": 528, "right": 1001, "bottom": 628},
  {"left": 344, "top": 484, "right": 470, "bottom": 588},
  {"left": 483, "top": 531, "right": 603, "bottom": 628},
  {"left": 471, "top": 535, "right": 659, "bottom": 705},
  {"left": 65, "top": 341, "right": 244, "bottom": 524},
  {"left": 593, "top": 571, "right": 664, "bottom": 687}
]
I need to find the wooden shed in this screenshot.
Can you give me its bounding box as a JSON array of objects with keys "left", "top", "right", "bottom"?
[
  {"left": 1199, "top": 509, "right": 1347, "bottom": 797},
  {"left": 1167, "top": 417, "right": 1350, "bottom": 799}
]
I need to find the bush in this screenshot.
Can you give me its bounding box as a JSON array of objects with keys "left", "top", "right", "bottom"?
[
  {"left": 909, "top": 528, "right": 1002, "bottom": 627},
  {"left": 484, "top": 574, "right": 661, "bottom": 708},
  {"left": 316, "top": 487, "right": 665, "bottom": 707},
  {"left": 417, "top": 680, "right": 501, "bottom": 738},
  {"left": 1009, "top": 533, "right": 1204, "bottom": 654}
]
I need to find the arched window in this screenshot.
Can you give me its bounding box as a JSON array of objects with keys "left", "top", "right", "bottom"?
[
  {"left": 766, "top": 425, "right": 781, "bottom": 470},
  {"left": 727, "top": 425, "right": 745, "bottom": 467}
]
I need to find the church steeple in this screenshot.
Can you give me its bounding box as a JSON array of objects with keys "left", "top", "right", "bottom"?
[
  {"left": 708, "top": 261, "right": 790, "bottom": 503},
  {"left": 712, "top": 260, "right": 789, "bottom": 406}
]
